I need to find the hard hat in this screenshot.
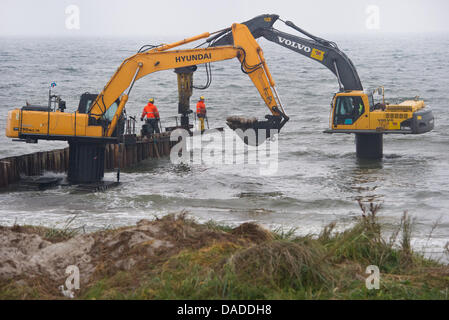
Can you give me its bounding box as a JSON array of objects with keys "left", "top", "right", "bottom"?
[
  {"left": 200, "top": 96, "right": 205, "bottom": 100},
  {"left": 148, "top": 98, "right": 154, "bottom": 103}
]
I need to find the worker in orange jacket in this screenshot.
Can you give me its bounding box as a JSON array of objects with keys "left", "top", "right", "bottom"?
[
  {"left": 196, "top": 96, "right": 207, "bottom": 132},
  {"left": 141, "top": 98, "right": 160, "bottom": 134}
]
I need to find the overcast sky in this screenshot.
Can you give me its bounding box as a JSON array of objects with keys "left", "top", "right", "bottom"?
[{"left": 1, "top": 0, "right": 448, "bottom": 37}]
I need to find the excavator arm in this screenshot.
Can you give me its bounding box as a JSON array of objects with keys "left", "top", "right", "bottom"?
[
  {"left": 209, "top": 14, "right": 434, "bottom": 139},
  {"left": 89, "top": 23, "right": 284, "bottom": 137},
  {"left": 6, "top": 23, "right": 286, "bottom": 141},
  {"left": 209, "top": 14, "right": 363, "bottom": 91}
]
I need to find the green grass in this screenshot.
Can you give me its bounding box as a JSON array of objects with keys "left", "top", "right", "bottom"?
[
  {"left": 79, "top": 210, "right": 449, "bottom": 300},
  {"left": 10, "top": 214, "right": 82, "bottom": 243},
  {"left": 1, "top": 205, "right": 449, "bottom": 300}
]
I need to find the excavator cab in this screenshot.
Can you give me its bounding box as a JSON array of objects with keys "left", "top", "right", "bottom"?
[
  {"left": 328, "top": 89, "right": 434, "bottom": 134},
  {"left": 78, "top": 93, "right": 98, "bottom": 114},
  {"left": 331, "top": 91, "right": 370, "bottom": 131},
  {"left": 333, "top": 95, "right": 365, "bottom": 126},
  {"left": 77, "top": 92, "right": 124, "bottom": 137},
  {"left": 78, "top": 93, "right": 121, "bottom": 122}
]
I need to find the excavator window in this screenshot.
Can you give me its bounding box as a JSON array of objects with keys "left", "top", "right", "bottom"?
[
  {"left": 334, "top": 96, "right": 365, "bottom": 125},
  {"left": 78, "top": 93, "right": 120, "bottom": 123},
  {"left": 78, "top": 93, "right": 98, "bottom": 114},
  {"left": 104, "top": 101, "right": 119, "bottom": 122}
]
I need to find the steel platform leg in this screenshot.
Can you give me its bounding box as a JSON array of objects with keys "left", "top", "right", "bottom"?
[
  {"left": 68, "top": 141, "right": 106, "bottom": 183},
  {"left": 355, "top": 133, "right": 383, "bottom": 159}
]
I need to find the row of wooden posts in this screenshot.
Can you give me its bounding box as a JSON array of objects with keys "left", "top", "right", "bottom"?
[{"left": 0, "top": 133, "right": 176, "bottom": 189}]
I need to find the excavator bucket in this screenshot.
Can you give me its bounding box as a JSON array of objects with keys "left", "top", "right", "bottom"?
[{"left": 226, "top": 115, "right": 283, "bottom": 146}]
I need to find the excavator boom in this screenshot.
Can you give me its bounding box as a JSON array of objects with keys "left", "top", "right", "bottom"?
[
  {"left": 90, "top": 23, "right": 282, "bottom": 125},
  {"left": 210, "top": 14, "right": 363, "bottom": 91},
  {"left": 6, "top": 23, "right": 285, "bottom": 142}
]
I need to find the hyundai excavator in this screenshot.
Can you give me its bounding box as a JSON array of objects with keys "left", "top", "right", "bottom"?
[
  {"left": 5, "top": 23, "right": 286, "bottom": 183},
  {"left": 209, "top": 14, "right": 435, "bottom": 159}
]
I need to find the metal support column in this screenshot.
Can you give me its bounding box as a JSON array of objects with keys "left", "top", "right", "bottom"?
[{"left": 355, "top": 133, "right": 383, "bottom": 159}]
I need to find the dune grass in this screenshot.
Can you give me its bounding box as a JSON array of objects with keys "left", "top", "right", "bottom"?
[
  {"left": 1, "top": 204, "right": 449, "bottom": 300},
  {"left": 79, "top": 205, "right": 448, "bottom": 300}
]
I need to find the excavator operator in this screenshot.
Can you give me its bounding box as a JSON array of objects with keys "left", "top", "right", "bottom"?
[
  {"left": 141, "top": 98, "right": 160, "bottom": 134},
  {"left": 352, "top": 97, "right": 364, "bottom": 119},
  {"left": 196, "top": 96, "right": 207, "bottom": 132}
]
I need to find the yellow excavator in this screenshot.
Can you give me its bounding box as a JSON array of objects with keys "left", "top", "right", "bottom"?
[
  {"left": 210, "top": 14, "right": 435, "bottom": 158},
  {"left": 5, "top": 23, "right": 286, "bottom": 183}
]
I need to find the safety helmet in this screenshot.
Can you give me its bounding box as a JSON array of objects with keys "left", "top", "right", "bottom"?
[
  {"left": 148, "top": 98, "right": 154, "bottom": 103},
  {"left": 200, "top": 96, "right": 205, "bottom": 101}
]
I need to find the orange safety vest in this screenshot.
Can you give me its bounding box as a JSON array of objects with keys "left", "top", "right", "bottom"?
[
  {"left": 196, "top": 100, "right": 206, "bottom": 115},
  {"left": 141, "top": 103, "right": 160, "bottom": 119}
]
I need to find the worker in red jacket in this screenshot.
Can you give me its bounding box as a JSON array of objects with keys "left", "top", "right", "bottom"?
[
  {"left": 141, "top": 98, "right": 160, "bottom": 134},
  {"left": 196, "top": 96, "right": 206, "bottom": 132}
]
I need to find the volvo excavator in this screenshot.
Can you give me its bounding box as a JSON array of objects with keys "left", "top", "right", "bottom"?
[
  {"left": 5, "top": 23, "right": 286, "bottom": 183},
  {"left": 208, "top": 14, "right": 435, "bottom": 159}
]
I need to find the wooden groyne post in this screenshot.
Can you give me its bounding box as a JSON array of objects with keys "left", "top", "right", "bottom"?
[{"left": 0, "top": 132, "right": 176, "bottom": 189}]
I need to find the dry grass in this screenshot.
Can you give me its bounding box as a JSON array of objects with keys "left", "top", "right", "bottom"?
[
  {"left": 231, "top": 222, "right": 274, "bottom": 243},
  {"left": 1, "top": 206, "right": 449, "bottom": 300},
  {"left": 227, "top": 240, "right": 333, "bottom": 290}
]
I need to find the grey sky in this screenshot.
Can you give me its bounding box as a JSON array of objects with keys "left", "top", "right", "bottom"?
[{"left": 1, "top": 0, "right": 448, "bottom": 37}]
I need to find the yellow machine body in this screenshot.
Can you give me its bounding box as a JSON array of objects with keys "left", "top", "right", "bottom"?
[
  {"left": 6, "top": 109, "right": 102, "bottom": 139},
  {"left": 326, "top": 90, "right": 434, "bottom": 134}
]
